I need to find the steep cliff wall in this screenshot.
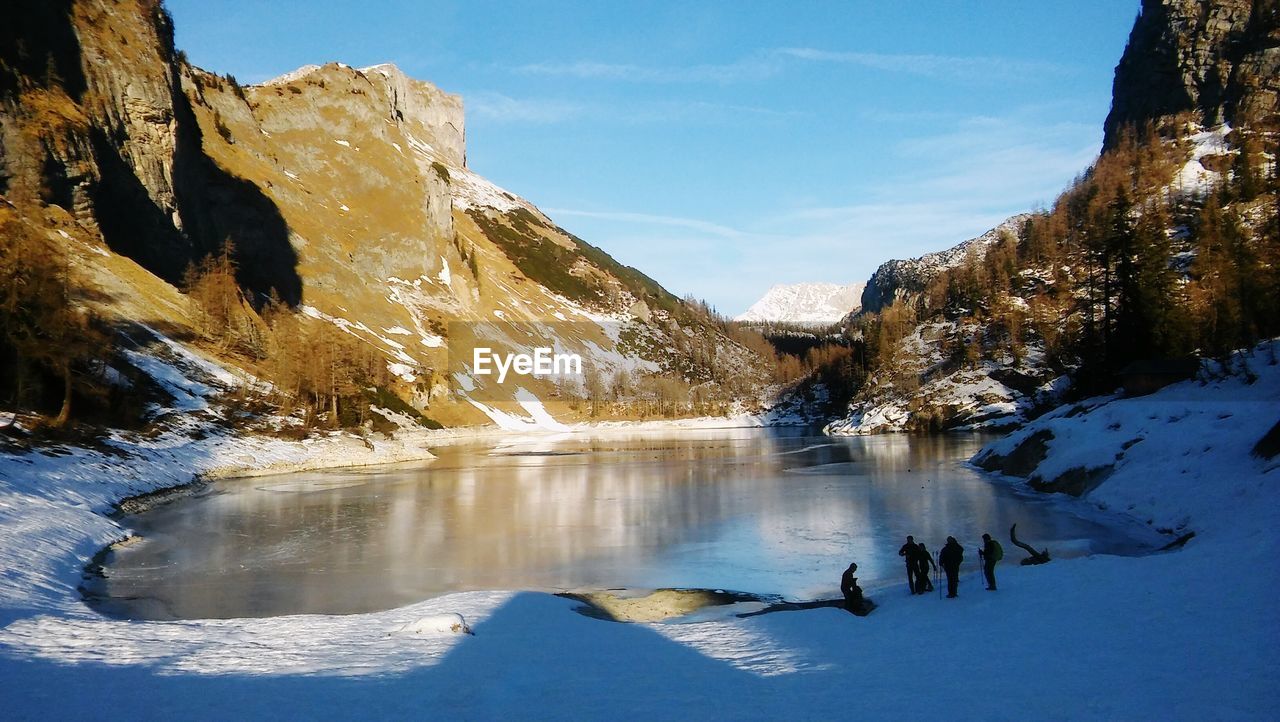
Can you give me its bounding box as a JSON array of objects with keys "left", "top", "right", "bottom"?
[
  {"left": 1103, "top": 0, "right": 1280, "bottom": 148},
  {"left": 1, "top": 0, "right": 179, "bottom": 234},
  {"left": 359, "top": 63, "right": 465, "bottom": 167},
  {"left": 0, "top": 0, "right": 300, "bottom": 303},
  {"left": 188, "top": 61, "right": 458, "bottom": 289}
]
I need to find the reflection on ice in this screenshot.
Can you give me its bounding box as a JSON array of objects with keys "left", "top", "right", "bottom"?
[{"left": 94, "top": 429, "right": 1159, "bottom": 620}]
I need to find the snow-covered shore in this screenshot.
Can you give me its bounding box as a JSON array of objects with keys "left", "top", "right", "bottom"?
[
  {"left": 3, "top": 346, "right": 1278, "bottom": 719},
  {"left": 0, "top": 419, "right": 451, "bottom": 621}
]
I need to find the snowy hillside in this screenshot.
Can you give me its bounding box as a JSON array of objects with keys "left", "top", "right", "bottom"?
[
  {"left": 735, "top": 282, "right": 865, "bottom": 325},
  {"left": 974, "top": 340, "right": 1280, "bottom": 533},
  {"left": 825, "top": 322, "right": 1069, "bottom": 436},
  {"left": 829, "top": 115, "right": 1276, "bottom": 437}
]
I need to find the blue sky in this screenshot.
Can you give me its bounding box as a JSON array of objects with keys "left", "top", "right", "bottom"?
[{"left": 166, "top": 0, "right": 1141, "bottom": 315}]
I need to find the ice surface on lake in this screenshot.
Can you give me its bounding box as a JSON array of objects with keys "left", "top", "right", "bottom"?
[{"left": 97, "top": 430, "right": 1158, "bottom": 620}]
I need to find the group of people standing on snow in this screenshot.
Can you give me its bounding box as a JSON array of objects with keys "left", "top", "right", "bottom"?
[
  {"left": 840, "top": 532, "right": 1004, "bottom": 614},
  {"left": 898, "top": 533, "right": 1003, "bottom": 598}
]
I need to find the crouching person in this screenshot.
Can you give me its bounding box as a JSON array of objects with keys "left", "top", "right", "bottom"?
[{"left": 841, "top": 562, "right": 872, "bottom": 616}]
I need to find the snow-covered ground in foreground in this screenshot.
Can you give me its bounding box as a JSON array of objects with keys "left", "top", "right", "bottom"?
[
  {"left": 976, "top": 341, "right": 1280, "bottom": 535},
  {"left": 3, "top": 348, "right": 1278, "bottom": 718}
]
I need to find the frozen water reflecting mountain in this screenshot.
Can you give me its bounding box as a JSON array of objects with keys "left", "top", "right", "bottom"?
[{"left": 95, "top": 429, "right": 1159, "bottom": 619}]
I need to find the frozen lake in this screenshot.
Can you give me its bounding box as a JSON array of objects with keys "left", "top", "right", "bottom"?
[{"left": 92, "top": 429, "right": 1160, "bottom": 619}]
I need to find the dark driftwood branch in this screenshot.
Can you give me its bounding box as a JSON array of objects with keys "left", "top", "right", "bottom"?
[
  {"left": 1010, "top": 523, "right": 1051, "bottom": 565},
  {"left": 1158, "top": 531, "right": 1195, "bottom": 551},
  {"left": 737, "top": 598, "right": 876, "bottom": 619}
]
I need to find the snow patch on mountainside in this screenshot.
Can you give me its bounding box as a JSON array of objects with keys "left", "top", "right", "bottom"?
[
  {"left": 462, "top": 388, "right": 571, "bottom": 432},
  {"left": 259, "top": 64, "right": 321, "bottom": 86},
  {"left": 1172, "top": 123, "right": 1231, "bottom": 198},
  {"left": 448, "top": 164, "right": 539, "bottom": 214},
  {"left": 736, "top": 282, "right": 865, "bottom": 325}
]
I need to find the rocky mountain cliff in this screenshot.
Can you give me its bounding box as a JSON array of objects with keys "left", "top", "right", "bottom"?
[
  {"left": 1104, "top": 0, "right": 1279, "bottom": 149},
  {"left": 1, "top": 0, "right": 302, "bottom": 303},
  {"left": 859, "top": 215, "right": 1032, "bottom": 315},
  {"left": 826, "top": 0, "right": 1279, "bottom": 436},
  {"left": 0, "top": 0, "right": 770, "bottom": 428}
]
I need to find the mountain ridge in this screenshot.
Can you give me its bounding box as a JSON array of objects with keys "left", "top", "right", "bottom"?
[{"left": 859, "top": 214, "right": 1033, "bottom": 315}]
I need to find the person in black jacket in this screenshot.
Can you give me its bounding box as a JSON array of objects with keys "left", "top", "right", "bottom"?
[
  {"left": 938, "top": 536, "right": 964, "bottom": 598},
  {"left": 915, "top": 541, "right": 936, "bottom": 593},
  {"left": 898, "top": 536, "right": 919, "bottom": 594},
  {"left": 840, "top": 562, "right": 868, "bottom": 616}
]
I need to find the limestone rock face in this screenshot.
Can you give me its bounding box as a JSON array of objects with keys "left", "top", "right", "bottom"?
[
  {"left": 0, "top": 0, "right": 181, "bottom": 233},
  {"left": 230, "top": 62, "right": 461, "bottom": 283},
  {"left": 1, "top": 0, "right": 299, "bottom": 300},
  {"left": 1103, "top": 0, "right": 1280, "bottom": 149},
  {"left": 735, "top": 283, "right": 865, "bottom": 326},
  {"left": 260, "top": 63, "right": 465, "bottom": 168},
  {"left": 360, "top": 63, "right": 466, "bottom": 168},
  {"left": 74, "top": 0, "right": 181, "bottom": 221}
]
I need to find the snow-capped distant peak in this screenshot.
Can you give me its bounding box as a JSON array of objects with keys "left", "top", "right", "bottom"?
[
  {"left": 260, "top": 64, "right": 322, "bottom": 86},
  {"left": 735, "top": 282, "right": 865, "bottom": 325}
]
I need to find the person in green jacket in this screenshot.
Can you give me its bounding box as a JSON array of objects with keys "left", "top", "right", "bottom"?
[{"left": 979, "top": 532, "right": 1003, "bottom": 590}]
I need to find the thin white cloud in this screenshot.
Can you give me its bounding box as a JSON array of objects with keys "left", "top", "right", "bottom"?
[
  {"left": 466, "top": 92, "right": 585, "bottom": 123},
  {"left": 545, "top": 209, "right": 747, "bottom": 238},
  {"left": 514, "top": 57, "right": 780, "bottom": 84},
  {"left": 512, "top": 48, "right": 1071, "bottom": 86},
  {"left": 889, "top": 115, "right": 1100, "bottom": 204},
  {"left": 777, "top": 47, "right": 1071, "bottom": 83},
  {"left": 550, "top": 108, "right": 1100, "bottom": 315},
  {"left": 466, "top": 94, "right": 798, "bottom": 125},
  {"left": 561, "top": 202, "right": 1024, "bottom": 315},
  {"left": 855, "top": 108, "right": 961, "bottom": 125},
  {"left": 613, "top": 99, "right": 801, "bottom": 124}
]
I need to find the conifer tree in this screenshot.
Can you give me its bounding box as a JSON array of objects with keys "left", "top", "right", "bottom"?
[
  {"left": 1131, "top": 204, "right": 1185, "bottom": 356},
  {"left": 0, "top": 209, "right": 110, "bottom": 426},
  {"left": 1190, "top": 194, "right": 1241, "bottom": 356}
]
